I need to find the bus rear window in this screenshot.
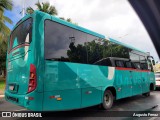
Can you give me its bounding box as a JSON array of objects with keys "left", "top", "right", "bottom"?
[{"left": 9, "top": 18, "right": 33, "bottom": 52}]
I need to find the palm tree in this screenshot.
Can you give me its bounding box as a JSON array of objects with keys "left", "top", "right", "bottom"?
[
  {"left": 0, "top": 38, "right": 7, "bottom": 77},
  {"left": 0, "top": 14, "right": 12, "bottom": 34},
  {"left": 0, "top": 0, "right": 12, "bottom": 11},
  {"left": 26, "top": 1, "right": 58, "bottom": 15},
  {"left": 26, "top": 1, "right": 77, "bottom": 25},
  {"left": 0, "top": 0, "right": 13, "bottom": 77},
  {"left": 0, "top": 0, "right": 13, "bottom": 36}
]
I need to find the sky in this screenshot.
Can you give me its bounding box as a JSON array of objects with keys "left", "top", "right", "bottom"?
[{"left": 5, "top": 0, "right": 159, "bottom": 61}]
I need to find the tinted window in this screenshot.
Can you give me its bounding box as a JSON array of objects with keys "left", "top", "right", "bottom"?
[
  {"left": 87, "top": 34, "right": 103, "bottom": 64},
  {"left": 67, "top": 30, "right": 88, "bottom": 63},
  {"left": 140, "top": 56, "right": 148, "bottom": 70},
  {"left": 9, "top": 18, "right": 32, "bottom": 51},
  {"left": 111, "top": 43, "right": 129, "bottom": 59},
  {"left": 45, "top": 20, "right": 146, "bottom": 67},
  {"left": 141, "top": 63, "right": 148, "bottom": 70},
  {"left": 115, "top": 61, "right": 124, "bottom": 67},
  {"left": 133, "top": 62, "right": 141, "bottom": 69},
  {"left": 45, "top": 20, "right": 73, "bottom": 61},
  {"left": 94, "top": 59, "right": 112, "bottom": 66},
  {"left": 125, "top": 61, "right": 132, "bottom": 68},
  {"left": 45, "top": 20, "right": 100, "bottom": 64}
]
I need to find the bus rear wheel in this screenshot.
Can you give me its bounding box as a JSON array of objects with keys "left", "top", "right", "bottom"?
[
  {"left": 102, "top": 90, "right": 114, "bottom": 110},
  {"left": 143, "top": 92, "right": 150, "bottom": 97}
]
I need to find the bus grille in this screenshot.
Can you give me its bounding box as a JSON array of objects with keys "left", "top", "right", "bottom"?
[{"left": 7, "top": 96, "right": 18, "bottom": 103}]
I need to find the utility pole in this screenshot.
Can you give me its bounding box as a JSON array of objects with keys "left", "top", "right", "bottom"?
[
  {"left": 22, "top": 0, "right": 25, "bottom": 17},
  {"left": 20, "top": 0, "right": 25, "bottom": 17}
]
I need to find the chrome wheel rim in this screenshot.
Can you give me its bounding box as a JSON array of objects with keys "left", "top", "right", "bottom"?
[{"left": 104, "top": 94, "right": 110, "bottom": 106}]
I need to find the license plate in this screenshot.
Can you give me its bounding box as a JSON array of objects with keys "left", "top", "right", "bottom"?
[{"left": 9, "top": 85, "right": 14, "bottom": 91}]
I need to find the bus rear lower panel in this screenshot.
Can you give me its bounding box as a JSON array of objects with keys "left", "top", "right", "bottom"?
[{"left": 5, "top": 91, "right": 43, "bottom": 111}]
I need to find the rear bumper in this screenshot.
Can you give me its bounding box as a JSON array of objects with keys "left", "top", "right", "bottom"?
[
  {"left": 5, "top": 91, "right": 25, "bottom": 106},
  {"left": 5, "top": 90, "right": 43, "bottom": 111}
]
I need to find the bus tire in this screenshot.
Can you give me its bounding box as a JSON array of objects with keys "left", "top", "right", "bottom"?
[
  {"left": 143, "top": 92, "right": 150, "bottom": 97},
  {"left": 102, "top": 90, "right": 114, "bottom": 110}
]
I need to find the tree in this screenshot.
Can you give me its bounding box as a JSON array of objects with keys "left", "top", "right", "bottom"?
[
  {"left": 26, "top": 1, "right": 77, "bottom": 24},
  {"left": 0, "top": 0, "right": 12, "bottom": 11},
  {"left": 0, "top": 0, "right": 13, "bottom": 77},
  {"left": 0, "top": 34, "right": 8, "bottom": 77},
  {"left": 0, "top": 0, "right": 12, "bottom": 36},
  {"left": 0, "top": 39, "right": 7, "bottom": 69},
  {"left": 26, "top": 1, "right": 58, "bottom": 15}
]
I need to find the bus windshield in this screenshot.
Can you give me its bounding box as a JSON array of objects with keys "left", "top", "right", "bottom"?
[{"left": 9, "top": 18, "right": 33, "bottom": 52}]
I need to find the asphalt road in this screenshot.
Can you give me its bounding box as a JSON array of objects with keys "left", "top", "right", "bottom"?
[{"left": 0, "top": 90, "right": 160, "bottom": 120}]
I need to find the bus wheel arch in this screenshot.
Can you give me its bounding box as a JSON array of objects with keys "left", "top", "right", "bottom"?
[
  {"left": 150, "top": 83, "right": 154, "bottom": 91},
  {"left": 106, "top": 87, "right": 116, "bottom": 99},
  {"left": 101, "top": 86, "right": 116, "bottom": 110}
]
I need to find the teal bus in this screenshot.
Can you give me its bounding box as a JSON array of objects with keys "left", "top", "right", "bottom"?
[{"left": 5, "top": 11, "right": 155, "bottom": 111}]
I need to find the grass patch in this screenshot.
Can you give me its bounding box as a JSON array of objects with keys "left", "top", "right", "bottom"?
[{"left": 0, "top": 77, "right": 5, "bottom": 92}]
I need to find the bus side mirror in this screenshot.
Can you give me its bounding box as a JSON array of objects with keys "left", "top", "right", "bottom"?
[{"left": 152, "top": 60, "right": 155, "bottom": 65}]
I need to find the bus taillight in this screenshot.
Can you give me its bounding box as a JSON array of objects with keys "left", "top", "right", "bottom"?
[{"left": 28, "top": 64, "right": 37, "bottom": 93}]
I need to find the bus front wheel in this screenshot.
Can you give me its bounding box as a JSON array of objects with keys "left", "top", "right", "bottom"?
[{"left": 102, "top": 90, "right": 114, "bottom": 110}]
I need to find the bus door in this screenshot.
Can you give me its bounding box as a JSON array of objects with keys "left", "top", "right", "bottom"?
[
  {"left": 132, "top": 62, "right": 142, "bottom": 95},
  {"left": 140, "top": 56, "right": 150, "bottom": 93}
]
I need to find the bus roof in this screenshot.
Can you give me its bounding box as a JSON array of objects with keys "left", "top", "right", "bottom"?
[
  {"left": 109, "top": 38, "right": 147, "bottom": 54},
  {"left": 15, "top": 11, "right": 147, "bottom": 55},
  {"left": 47, "top": 11, "right": 147, "bottom": 55},
  {"left": 47, "top": 12, "right": 105, "bottom": 39}
]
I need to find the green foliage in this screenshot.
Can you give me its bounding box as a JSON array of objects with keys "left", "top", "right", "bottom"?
[
  {"left": 26, "top": 1, "right": 76, "bottom": 25},
  {"left": 0, "top": 0, "right": 12, "bottom": 12},
  {"left": 0, "top": 0, "right": 12, "bottom": 34},
  {"left": 26, "top": 1, "right": 58, "bottom": 15},
  {"left": 0, "top": 39, "right": 7, "bottom": 70},
  {"left": 0, "top": 79, "right": 5, "bottom": 92},
  {"left": 0, "top": 0, "right": 13, "bottom": 72}
]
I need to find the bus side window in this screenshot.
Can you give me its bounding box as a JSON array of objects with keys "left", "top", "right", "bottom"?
[
  {"left": 115, "top": 60, "right": 124, "bottom": 67},
  {"left": 125, "top": 61, "right": 132, "bottom": 68},
  {"left": 140, "top": 63, "right": 148, "bottom": 70},
  {"left": 94, "top": 61, "right": 102, "bottom": 66},
  {"left": 139, "top": 56, "right": 149, "bottom": 70},
  {"left": 133, "top": 62, "right": 141, "bottom": 69},
  {"left": 94, "top": 59, "right": 112, "bottom": 67},
  {"left": 105, "top": 59, "right": 112, "bottom": 66}
]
